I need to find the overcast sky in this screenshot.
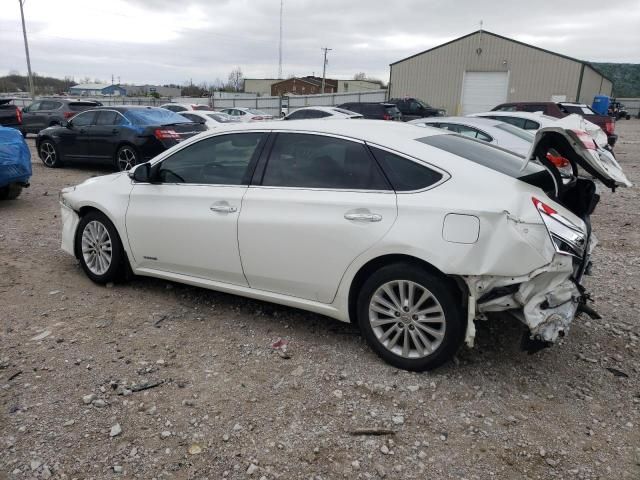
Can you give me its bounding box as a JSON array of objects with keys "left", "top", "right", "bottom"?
[{"left": 1, "top": 0, "right": 638, "bottom": 86}]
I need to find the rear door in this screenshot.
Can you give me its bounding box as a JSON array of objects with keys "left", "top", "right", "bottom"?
[
  {"left": 90, "top": 110, "right": 129, "bottom": 161},
  {"left": 38, "top": 100, "right": 63, "bottom": 127},
  {"left": 21, "top": 101, "right": 42, "bottom": 132},
  {"left": 238, "top": 132, "right": 397, "bottom": 303}
]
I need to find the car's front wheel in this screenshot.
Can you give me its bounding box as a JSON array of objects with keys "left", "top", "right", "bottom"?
[
  {"left": 76, "top": 211, "right": 126, "bottom": 284},
  {"left": 116, "top": 145, "right": 139, "bottom": 171},
  {"left": 357, "top": 263, "right": 463, "bottom": 371},
  {"left": 39, "top": 140, "right": 61, "bottom": 168}
]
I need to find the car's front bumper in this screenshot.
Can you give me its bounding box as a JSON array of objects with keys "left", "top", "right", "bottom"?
[{"left": 60, "top": 203, "right": 80, "bottom": 257}]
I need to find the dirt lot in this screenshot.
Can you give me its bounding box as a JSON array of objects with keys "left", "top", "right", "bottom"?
[{"left": 1, "top": 122, "right": 639, "bottom": 480}]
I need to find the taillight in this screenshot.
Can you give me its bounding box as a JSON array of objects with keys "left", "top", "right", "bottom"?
[
  {"left": 532, "top": 197, "right": 557, "bottom": 215},
  {"left": 63, "top": 111, "right": 76, "bottom": 119},
  {"left": 383, "top": 114, "right": 392, "bottom": 120},
  {"left": 154, "top": 128, "right": 181, "bottom": 140},
  {"left": 545, "top": 152, "right": 570, "bottom": 168},
  {"left": 251, "top": 116, "right": 264, "bottom": 121},
  {"left": 16, "top": 107, "right": 22, "bottom": 124},
  {"left": 604, "top": 118, "right": 614, "bottom": 135},
  {"left": 570, "top": 129, "right": 597, "bottom": 150}
]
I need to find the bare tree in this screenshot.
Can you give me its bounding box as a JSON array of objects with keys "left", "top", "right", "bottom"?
[
  {"left": 227, "top": 67, "right": 244, "bottom": 92},
  {"left": 353, "top": 72, "right": 367, "bottom": 80}
]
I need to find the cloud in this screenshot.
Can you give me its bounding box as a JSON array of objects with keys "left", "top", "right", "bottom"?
[{"left": 1, "top": 0, "right": 638, "bottom": 85}]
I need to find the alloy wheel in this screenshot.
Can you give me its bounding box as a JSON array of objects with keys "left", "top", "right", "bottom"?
[
  {"left": 81, "top": 221, "right": 113, "bottom": 276},
  {"left": 40, "top": 142, "right": 57, "bottom": 167},
  {"left": 368, "top": 280, "right": 446, "bottom": 359},
  {"left": 117, "top": 147, "right": 137, "bottom": 171}
]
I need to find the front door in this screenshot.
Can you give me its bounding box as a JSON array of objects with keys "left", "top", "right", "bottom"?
[
  {"left": 59, "top": 110, "right": 98, "bottom": 160},
  {"left": 126, "top": 131, "right": 268, "bottom": 285},
  {"left": 238, "top": 132, "right": 397, "bottom": 303}
]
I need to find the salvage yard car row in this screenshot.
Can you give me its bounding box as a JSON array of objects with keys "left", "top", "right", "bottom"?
[{"left": 0, "top": 94, "right": 632, "bottom": 371}]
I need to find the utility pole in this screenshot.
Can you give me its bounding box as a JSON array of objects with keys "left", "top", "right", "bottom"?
[
  {"left": 278, "top": 0, "right": 283, "bottom": 79},
  {"left": 18, "top": 0, "right": 35, "bottom": 99},
  {"left": 320, "top": 47, "right": 332, "bottom": 94}
]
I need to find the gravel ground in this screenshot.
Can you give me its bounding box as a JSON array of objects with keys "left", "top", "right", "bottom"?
[{"left": 1, "top": 122, "right": 639, "bottom": 480}]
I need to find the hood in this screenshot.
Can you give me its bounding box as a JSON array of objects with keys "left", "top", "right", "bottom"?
[{"left": 525, "top": 126, "right": 631, "bottom": 190}]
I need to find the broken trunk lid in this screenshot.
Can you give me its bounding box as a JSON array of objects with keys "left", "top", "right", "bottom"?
[{"left": 524, "top": 125, "right": 632, "bottom": 190}]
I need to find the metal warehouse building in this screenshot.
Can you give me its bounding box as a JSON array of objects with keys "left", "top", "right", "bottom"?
[{"left": 389, "top": 30, "right": 613, "bottom": 115}]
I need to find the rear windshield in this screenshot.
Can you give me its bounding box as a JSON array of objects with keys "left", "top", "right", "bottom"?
[
  {"left": 192, "top": 105, "right": 210, "bottom": 111},
  {"left": 332, "top": 108, "right": 357, "bottom": 115},
  {"left": 68, "top": 102, "right": 101, "bottom": 111},
  {"left": 416, "top": 134, "right": 544, "bottom": 178},
  {"left": 561, "top": 104, "right": 596, "bottom": 115},
  {"left": 124, "top": 108, "right": 191, "bottom": 126},
  {"left": 494, "top": 123, "right": 535, "bottom": 142},
  {"left": 206, "top": 113, "right": 233, "bottom": 123}
]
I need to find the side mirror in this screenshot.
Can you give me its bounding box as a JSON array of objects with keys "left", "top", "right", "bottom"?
[
  {"left": 60, "top": 120, "right": 69, "bottom": 128},
  {"left": 129, "top": 162, "right": 151, "bottom": 182}
]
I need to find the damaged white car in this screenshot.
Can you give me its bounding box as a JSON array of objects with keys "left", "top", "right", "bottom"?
[{"left": 58, "top": 120, "right": 630, "bottom": 371}]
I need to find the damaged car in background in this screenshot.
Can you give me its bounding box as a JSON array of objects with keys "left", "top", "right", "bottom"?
[{"left": 57, "top": 120, "right": 630, "bottom": 371}]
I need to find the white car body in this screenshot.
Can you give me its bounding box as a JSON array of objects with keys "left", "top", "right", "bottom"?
[
  {"left": 177, "top": 110, "right": 237, "bottom": 130},
  {"left": 283, "top": 106, "right": 363, "bottom": 121},
  {"left": 409, "top": 116, "right": 533, "bottom": 156},
  {"left": 469, "top": 111, "right": 609, "bottom": 149},
  {"left": 159, "top": 103, "right": 210, "bottom": 113},
  {"left": 218, "top": 108, "right": 274, "bottom": 122},
  {"left": 58, "top": 120, "right": 630, "bottom": 369}
]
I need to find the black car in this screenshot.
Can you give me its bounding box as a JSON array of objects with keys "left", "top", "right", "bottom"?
[
  {"left": 387, "top": 98, "right": 445, "bottom": 121},
  {"left": 337, "top": 102, "right": 402, "bottom": 120},
  {"left": 36, "top": 106, "right": 207, "bottom": 171},
  {"left": 21, "top": 99, "right": 102, "bottom": 135},
  {"left": 0, "top": 98, "right": 22, "bottom": 130}
]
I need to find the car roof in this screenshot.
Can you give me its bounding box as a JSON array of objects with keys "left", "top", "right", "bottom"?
[
  {"left": 90, "top": 106, "right": 167, "bottom": 112},
  {"left": 470, "top": 111, "right": 558, "bottom": 123}
]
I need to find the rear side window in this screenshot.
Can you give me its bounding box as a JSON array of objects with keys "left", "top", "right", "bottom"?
[
  {"left": 305, "top": 110, "right": 331, "bottom": 119},
  {"left": 369, "top": 146, "right": 443, "bottom": 191},
  {"left": 523, "top": 119, "right": 540, "bottom": 130},
  {"left": 40, "top": 101, "right": 62, "bottom": 110},
  {"left": 495, "top": 116, "right": 526, "bottom": 129},
  {"left": 95, "top": 111, "right": 127, "bottom": 126},
  {"left": 416, "top": 134, "right": 544, "bottom": 179},
  {"left": 286, "top": 110, "right": 308, "bottom": 120},
  {"left": 262, "top": 133, "right": 390, "bottom": 190}
]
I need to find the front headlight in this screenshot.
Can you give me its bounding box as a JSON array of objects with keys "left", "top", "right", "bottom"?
[{"left": 532, "top": 197, "right": 586, "bottom": 258}]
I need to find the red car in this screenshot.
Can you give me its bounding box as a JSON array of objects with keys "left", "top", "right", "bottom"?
[{"left": 492, "top": 102, "right": 617, "bottom": 147}]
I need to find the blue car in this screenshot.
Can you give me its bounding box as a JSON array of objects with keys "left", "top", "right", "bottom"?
[{"left": 0, "top": 126, "right": 31, "bottom": 200}]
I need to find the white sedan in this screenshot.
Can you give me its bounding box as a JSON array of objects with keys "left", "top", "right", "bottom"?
[
  {"left": 159, "top": 103, "right": 210, "bottom": 113},
  {"left": 178, "top": 110, "right": 237, "bottom": 129},
  {"left": 283, "top": 106, "right": 363, "bottom": 120},
  {"left": 469, "top": 111, "right": 609, "bottom": 148},
  {"left": 218, "top": 107, "right": 273, "bottom": 122},
  {"left": 58, "top": 120, "right": 630, "bottom": 371},
  {"left": 409, "top": 116, "right": 534, "bottom": 156}
]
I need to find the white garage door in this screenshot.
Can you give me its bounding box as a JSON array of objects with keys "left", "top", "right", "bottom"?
[{"left": 461, "top": 71, "right": 509, "bottom": 115}]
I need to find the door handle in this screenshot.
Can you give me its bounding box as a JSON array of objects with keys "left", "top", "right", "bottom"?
[
  {"left": 344, "top": 212, "right": 382, "bottom": 222},
  {"left": 210, "top": 204, "right": 237, "bottom": 213}
]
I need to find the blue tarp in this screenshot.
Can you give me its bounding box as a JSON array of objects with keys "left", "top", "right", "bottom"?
[{"left": 0, "top": 126, "right": 31, "bottom": 187}]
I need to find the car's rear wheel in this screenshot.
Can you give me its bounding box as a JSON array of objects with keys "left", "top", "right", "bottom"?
[
  {"left": 357, "top": 263, "right": 463, "bottom": 371},
  {"left": 0, "top": 183, "right": 23, "bottom": 200},
  {"left": 76, "top": 211, "right": 126, "bottom": 284},
  {"left": 116, "top": 145, "right": 139, "bottom": 171},
  {"left": 39, "top": 140, "right": 61, "bottom": 168}
]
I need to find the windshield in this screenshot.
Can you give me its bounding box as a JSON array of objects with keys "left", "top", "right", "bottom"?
[
  {"left": 416, "top": 134, "right": 545, "bottom": 179},
  {"left": 494, "top": 123, "right": 535, "bottom": 142},
  {"left": 417, "top": 100, "right": 432, "bottom": 109},
  {"left": 124, "top": 108, "right": 191, "bottom": 126}
]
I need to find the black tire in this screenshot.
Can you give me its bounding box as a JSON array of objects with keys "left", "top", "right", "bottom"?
[
  {"left": 0, "top": 183, "right": 23, "bottom": 200},
  {"left": 115, "top": 144, "right": 139, "bottom": 171},
  {"left": 39, "top": 139, "right": 62, "bottom": 168},
  {"left": 75, "top": 210, "right": 126, "bottom": 284},
  {"left": 357, "top": 263, "right": 464, "bottom": 371}
]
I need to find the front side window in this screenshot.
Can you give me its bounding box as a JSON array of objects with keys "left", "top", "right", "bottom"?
[
  {"left": 369, "top": 146, "right": 443, "bottom": 191},
  {"left": 26, "top": 101, "right": 41, "bottom": 112},
  {"left": 262, "top": 133, "right": 390, "bottom": 190},
  {"left": 71, "top": 111, "right": 97, "bottom": 127},
  {"left": 157, "top": 133, "right": 266, "bottom": 185}
]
